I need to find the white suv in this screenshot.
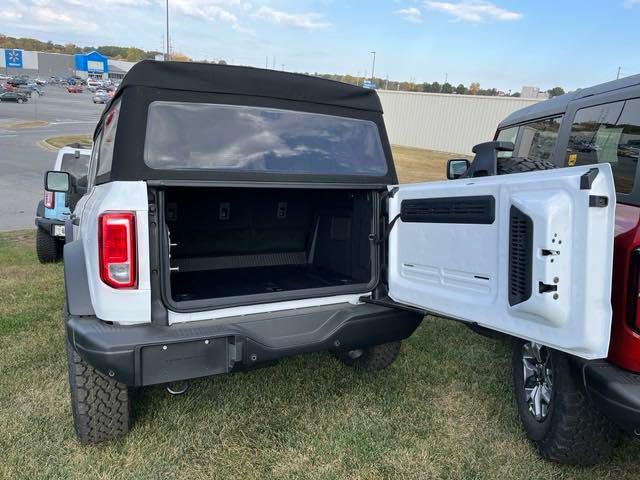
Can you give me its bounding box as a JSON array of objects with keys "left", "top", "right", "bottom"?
[{"left": 46, "top": 61, "right": 617, "bottom": 447}]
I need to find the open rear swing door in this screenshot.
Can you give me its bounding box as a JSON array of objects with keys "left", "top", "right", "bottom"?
[{"left": 387, "top": 164, "right": 616, "bottom": 359}]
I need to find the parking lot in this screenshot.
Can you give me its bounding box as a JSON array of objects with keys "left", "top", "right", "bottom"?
[{"left": 0, "top": 86, "right": 102, "bottom": 230}]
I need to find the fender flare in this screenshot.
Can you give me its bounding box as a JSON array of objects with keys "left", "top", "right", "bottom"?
[{"left": 64, "top": 239, "right": 95, "bottom": 316}]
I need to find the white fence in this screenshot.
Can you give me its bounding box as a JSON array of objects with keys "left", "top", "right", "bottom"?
[{"left": 377, "top": 90, "right": 541, "bottom": 155}]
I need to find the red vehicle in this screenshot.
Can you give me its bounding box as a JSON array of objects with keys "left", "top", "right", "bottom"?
[
  {"left": 448, "top": 74, "right": 640, "bottom": 464},
  {"left": 67, "top": 85, "right": 83, "bottom": 93}
]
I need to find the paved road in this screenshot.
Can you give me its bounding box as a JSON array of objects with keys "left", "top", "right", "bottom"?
[{"left": 0, "top": 87, "right": 103, "bottom": 230}]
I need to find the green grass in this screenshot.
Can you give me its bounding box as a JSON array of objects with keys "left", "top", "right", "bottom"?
[
  {"left": 44, "top": 134, "right": 93, "bottom": 149},
  {"left": 1, "top": 229, "right": 639, "bottom": 479}
]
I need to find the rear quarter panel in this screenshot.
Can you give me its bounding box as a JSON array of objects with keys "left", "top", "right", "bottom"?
[
  {"left": 609, "top": 203, "right": 640, "bottom": 371},
  {"left": 80, "top": 181, "right": 151, "bottom": 324}
]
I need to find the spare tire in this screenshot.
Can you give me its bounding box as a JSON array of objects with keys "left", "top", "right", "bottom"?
[{"left": 497, "top": 156, "right": 556, "bottom": 175}]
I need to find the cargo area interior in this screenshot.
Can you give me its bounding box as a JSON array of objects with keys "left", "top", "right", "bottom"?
[{"left": 162, "top": 187, "right": 376, "bottom": 304}]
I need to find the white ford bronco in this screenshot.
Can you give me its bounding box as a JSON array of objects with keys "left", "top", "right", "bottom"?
[{"left": 46, "top": 61, "right": 617, "bottom": 448}]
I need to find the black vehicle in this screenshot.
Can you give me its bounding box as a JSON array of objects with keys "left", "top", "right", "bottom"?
[
  {"left": 0, "top": 92, "right": 28, "bottom": 103},
  {"left": 46, "top": 61, "right": 618, "bottom": 450}
]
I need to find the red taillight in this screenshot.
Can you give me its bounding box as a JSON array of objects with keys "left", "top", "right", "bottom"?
[
  {"left": 627, "top": 249, "right": 640, "bottom": 332},
  {"left": 44, "top": 190, "right": 54, "bottom": 209},
  {"left": 98, "top": 212, "right": 137, "bottom": 289}
]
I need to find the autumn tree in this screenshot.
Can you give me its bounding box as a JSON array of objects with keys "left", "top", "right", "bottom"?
[{"left": 547, "top": 87, "right": 565, "bottom": 98}]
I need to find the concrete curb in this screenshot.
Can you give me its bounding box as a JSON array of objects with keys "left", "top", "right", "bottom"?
[{"left": 38, "top": 139, "right": 59, "bottom": 152}]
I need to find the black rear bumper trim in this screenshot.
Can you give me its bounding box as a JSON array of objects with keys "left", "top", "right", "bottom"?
[
  {"left": 581, "top": 359, "right": 640, "bottom": 433},
  {"left": 66, "top": 302, "right": 423, "bottom": 387}
]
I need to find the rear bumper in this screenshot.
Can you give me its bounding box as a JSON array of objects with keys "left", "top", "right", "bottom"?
[
  {"left": 581, "top": 360, "right": 640, "bottom": 434},
  {"left": 66, "top": 302, "right": 422, "bottom": 387},
  {"left": 35, "top": 216, "right": 65, "bottom": 236}
]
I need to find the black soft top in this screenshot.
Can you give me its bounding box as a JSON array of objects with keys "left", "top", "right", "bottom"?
[
  {"left": 95, "top": 60, "right": 397, "bottom": 186},
  {"left": 498, "top": 73, "right": 640, "bottom": 129},
  {"left": 98, "top": 60, "right": 382, "bottom": 130}
]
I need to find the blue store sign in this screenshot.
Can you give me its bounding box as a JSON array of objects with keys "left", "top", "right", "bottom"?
[{"left": 5, "top": 49, "right": 23, "bottom": 68}]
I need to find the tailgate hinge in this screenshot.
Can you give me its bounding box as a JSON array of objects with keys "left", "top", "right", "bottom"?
[
  {"left": 380, "top": 186, "right": 399, "bottom": 201},
  {"left": 589, "top": 195, "right": 609, "bottom": 208}
]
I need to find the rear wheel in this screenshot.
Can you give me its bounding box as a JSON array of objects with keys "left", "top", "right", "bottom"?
[
  {"left": 335, "top": 341, "right": 402, "bottom": 371},
  {"left": 36, "top": 228, "right": 61, "bottom": 263},
  {"left": 512, "top": 339, "right": 620, "bottom": 464},
  {"left": 66, "top": 339, "right": 132, "bottom": 443},
  {"left": 17, "top": 98, "right": 23, "bottom": 104}
]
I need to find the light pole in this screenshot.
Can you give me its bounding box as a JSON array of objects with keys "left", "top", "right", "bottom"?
[
  {"left": 370, "top": 51, "right": 376, "bottom": 83},
  {"left": 165, "top": 0, "right": 170, "bottom": 61}
]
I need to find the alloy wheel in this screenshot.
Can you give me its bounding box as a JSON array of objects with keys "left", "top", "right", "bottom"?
[{"left": 521, "top": 342, "right": 554, "bottom": 422}]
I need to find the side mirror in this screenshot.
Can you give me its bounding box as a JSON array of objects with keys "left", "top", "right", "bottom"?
[
  {"left": 45, "top": 171, "right": 70, "bottom": 193},
  {"left": 447, "top": 159, "right": 470, "bottom": 180}
]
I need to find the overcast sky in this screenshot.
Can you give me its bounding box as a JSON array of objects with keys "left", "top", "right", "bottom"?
[{"left": 2, "top": 0, "right": 639, "bottom": 92}]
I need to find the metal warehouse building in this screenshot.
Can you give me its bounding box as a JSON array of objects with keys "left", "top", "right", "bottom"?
[
  {"left": 377, "top": 90, "right": 541, "bottom": 155},
  {"left": 1, "top": 48, "right": 135, "bottom": 80}
]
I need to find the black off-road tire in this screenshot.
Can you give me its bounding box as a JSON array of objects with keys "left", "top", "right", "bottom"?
[
  {"left": 66, "top": 339, "right": 131, "bottom": 443},
  {"left": 497, "top": 156, "right": 556, "bottom": 175},
  {"left": 36, "top": 228, "right": 61, "bottom": 263},
  {"left": 335, "top": 341, "right": 402, "bottom": 371},
  {"left": 512, "top": 339, "right": 620, "bottom": 465}
]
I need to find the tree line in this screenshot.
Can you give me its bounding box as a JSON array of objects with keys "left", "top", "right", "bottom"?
[
  {"left": 0, "top": 34, "right": 162, "bottom": 62},
  {"left": 315, "top": 73, "right": 566, "bottom": 98},
  {"left": 1, "top": 34, "right": 565, "bottom": 97}
]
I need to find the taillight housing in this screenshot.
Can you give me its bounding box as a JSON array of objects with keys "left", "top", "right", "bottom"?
[
  {"left": 98, "top": 212, "right": 137, "bottom": 289},
  {"left": 627, "top": 248, "right": 640, "bottom": 332},
  {"left": 44, "top": 190, "right": 54, "bottom": 209}
]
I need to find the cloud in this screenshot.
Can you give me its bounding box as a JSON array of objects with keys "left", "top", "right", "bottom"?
[
  {"left": 32, "top": 7, "right": 99, "bottom": 32},
  {"left": 424, "top": 1, "right": 522, "bottom": 22},
  {"left": 0, "top": 10, "right": 23, "bottom": 21},
  {"left": 254, "top": 6, "right": 331, "bottom": 30},
  {"left": 168, "top": 0, "right": 254, "bottom": 32},
  {"left": 624, "top": 0, "right": 640, "bottom": 8},
  {"left": 394, "top": 7, "right": 423, "bottom": 23}
]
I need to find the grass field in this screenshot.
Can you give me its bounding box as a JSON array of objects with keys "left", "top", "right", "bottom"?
[
  {"left": 1, "top": 147, "right": 639, "bottom": 479},
  {"left": 45, "top": 134, "right": 93, "bottom": 149}
]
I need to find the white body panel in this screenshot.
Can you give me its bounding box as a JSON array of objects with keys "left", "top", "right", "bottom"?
[
  {"left": 79, "top": 181, "right": 370, "bottom": 326},
  {"left": 388, "top": 165, "right": 616, "bottom": 359},
  {"left": 79, "top": 181, "right": 151, "bottom": 325},
  {"left": 168, "top": 294, "right": 368, "bottom": 324},
  {"left": 53, "top": 146, "right": 92, "bottom": 170}
]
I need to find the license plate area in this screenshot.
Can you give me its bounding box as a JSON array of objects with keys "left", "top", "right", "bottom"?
[
  {"left": 53, "top": 225, "right": 65, "bottom": 237},
  {"left": 140, "top": 337, "right": 229, "bottom": 386}
]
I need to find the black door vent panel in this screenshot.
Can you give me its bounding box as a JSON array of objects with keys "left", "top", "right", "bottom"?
[
  {"left": 509, "top": 206, "right": 533, "bottom": 306},
  {"left": 400, "top": 196, "right": 495, "bottom": 224}
]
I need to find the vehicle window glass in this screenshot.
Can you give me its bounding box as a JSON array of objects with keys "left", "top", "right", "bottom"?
[
  {"left": 60, "top": 153, "right": 90, "bottom": 180},
  {"left": 496, "top": 127, "right": 518, "bottom": 158},
  {"left": 513, "top": 117, "right": 562, "bottom": 162},
  {"left": 567, "top": 100, "right": 639, "bottom": 193},
  {"left": 143, "top": 102, "right": 388, "bottom": 176},
  {"left": 88, "top": 132, "right": 102, "bottom": 189},
  {"left": 97, "top": 99, "right": 121, "bottom": 177}
]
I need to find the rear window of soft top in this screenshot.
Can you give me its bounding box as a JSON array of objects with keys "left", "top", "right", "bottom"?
[{"left": 143, "top": 101, "right": 388, "bottom": 176}]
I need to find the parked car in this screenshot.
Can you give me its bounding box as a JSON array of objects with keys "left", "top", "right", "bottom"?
[
  {"left": 92, "top": 91, "right": 109, "bottom": 104},
  {"left": 15, "top": 85, "right": 43, "bottom": 96},
  {"left": 7, "top": 77, "right": 28, "bottom": 86},
  {"left": 35, "top": 146, "right": 92, "bottom": 262},
  {"left": 447, "top": 73, "right": 640, "bottom": 464},
  {"left": 67, "top": 85, "right": 83, "bottom": 93},
  {"left": 46, "top": 61, "right": 619, "bottom": 450},
  {"left": 0, "top": 92, "right": 28, "bottom": 103}
]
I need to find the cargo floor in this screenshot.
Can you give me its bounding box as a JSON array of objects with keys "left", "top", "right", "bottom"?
[{"left": 170, "top": 264, "right": 362, "bottom": 301}]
